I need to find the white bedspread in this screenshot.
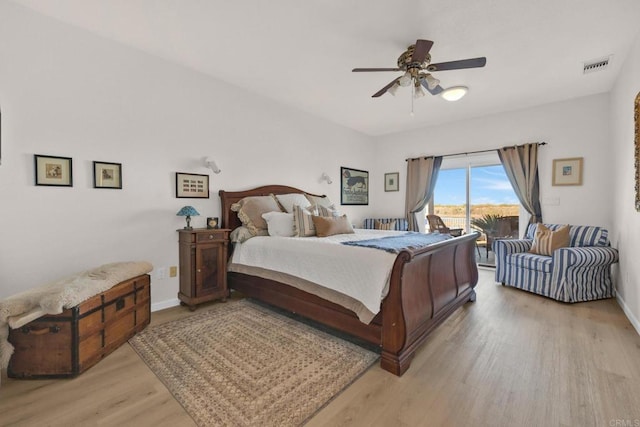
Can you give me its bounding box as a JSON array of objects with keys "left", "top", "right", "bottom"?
[{"left": 229, "top": 229, "right": 404, "bottom": 321}]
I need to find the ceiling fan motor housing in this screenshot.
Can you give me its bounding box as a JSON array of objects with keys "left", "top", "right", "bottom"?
[{"left": 397, "top": 44, "right": 432, "bottom": 71}]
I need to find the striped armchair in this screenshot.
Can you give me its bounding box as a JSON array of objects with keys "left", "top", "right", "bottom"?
[
  {"left": 494, "top": 224, "right": 619, "bottom": 302},
  {"left": 362, "top": 218, "right": 409, "bottom": 231}
]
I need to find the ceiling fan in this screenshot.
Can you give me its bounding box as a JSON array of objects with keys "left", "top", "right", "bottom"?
[{"left": 353, "top": 39, "right": 486, "bottom": 100}]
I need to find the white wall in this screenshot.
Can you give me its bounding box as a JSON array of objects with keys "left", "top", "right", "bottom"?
[
  {"left": 1, "top": 2, "right": 633, "bottom": 326},
  {"left": 0, "top": 2, "right": 376, "bottom": 308},
  {"left": 372, "top": 94, "right": 613, "bottom": 232},
  {"left": 610, "top": 31, "right": 640, "bottom": 332}
]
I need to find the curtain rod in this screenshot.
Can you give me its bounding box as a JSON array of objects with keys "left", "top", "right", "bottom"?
[{"left": 405, "top": 142, "right": 547, "bottom": 161}]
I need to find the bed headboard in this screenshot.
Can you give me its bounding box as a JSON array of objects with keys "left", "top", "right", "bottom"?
[{"left": 218, "top": 185, "right": 325, "bottom": 230}]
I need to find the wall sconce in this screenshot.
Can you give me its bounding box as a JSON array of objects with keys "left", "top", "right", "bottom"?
[
  {"left": 320, "top": 172, "right": 332, "bottom": 184},
  {"left": 204, "top": 157, "right": 221, "bottom": 174}
]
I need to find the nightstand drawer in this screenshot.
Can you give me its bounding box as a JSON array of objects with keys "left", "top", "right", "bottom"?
[{"left": 196, "top": 230, "right": 228, "bottom": 242}]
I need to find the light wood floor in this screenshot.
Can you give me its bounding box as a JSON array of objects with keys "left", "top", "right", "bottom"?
[{"left": 2, "top": 269, "right": 640, "bottom": 427}]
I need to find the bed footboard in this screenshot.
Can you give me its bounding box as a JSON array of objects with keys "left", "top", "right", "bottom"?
[
  {"left": 220, "top": 185, "right": 479, "bottom": 376},
  {"left": 380, "top": 232, "right": 479, "bottom": 375}
]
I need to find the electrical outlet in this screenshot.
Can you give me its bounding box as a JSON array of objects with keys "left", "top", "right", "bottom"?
[
  {"left": 169, "top": 266, "right": 177, "bottom": 277},
  {"left": 156, "top": 267, "right": 167, "bottom": 280}
]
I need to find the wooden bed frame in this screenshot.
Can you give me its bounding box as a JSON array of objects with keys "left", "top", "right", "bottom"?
[{"left": 219, "top": 185, "right": 479, "bottom": 376}]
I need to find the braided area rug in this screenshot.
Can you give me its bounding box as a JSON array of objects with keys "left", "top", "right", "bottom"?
[{"left": 129, "top": 299, "right": 378, "bottom": 426}]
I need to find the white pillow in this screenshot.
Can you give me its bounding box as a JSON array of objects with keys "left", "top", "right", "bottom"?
[
  {"left": 275, "top": 193, "right": 311, "bottom": 213},
  {"left": 261, "top": 212, "right": 295, "bottom": 237}
]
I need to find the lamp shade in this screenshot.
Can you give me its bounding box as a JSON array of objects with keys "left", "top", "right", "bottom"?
[
  {"left": 387, "top": 83, "right": 400, "bottom": 96},
  {"left": 423, "top": 74, "right": 440, "bottom": 90},
  {"left": 398, "top": 71, "right": 412, "bottom": 87},
  {"left": 177, "top": 206, "right": 200, "bottom": 230},
  {"left": 176, "top": 206, "right": 200, "bottom": 216}
]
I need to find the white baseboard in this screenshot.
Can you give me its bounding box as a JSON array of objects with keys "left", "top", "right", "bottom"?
[
  {"left": 151, "top": 298, "right": 180, "bottom": 312},
  {"left": 616, "top": 293, "right": 640, "bottom": 336}
]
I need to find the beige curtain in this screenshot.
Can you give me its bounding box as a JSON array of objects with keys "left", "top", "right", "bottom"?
[
  {"left": 497, "top": 143, "right": 543, "bottom": 224},
  {"left": 405, "top": 156, "right": 443, "bottom": 231}
]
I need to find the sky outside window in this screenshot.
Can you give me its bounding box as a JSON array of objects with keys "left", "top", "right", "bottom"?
[{"left": 435, "top": 165, "right": 518, "bottom": 205}]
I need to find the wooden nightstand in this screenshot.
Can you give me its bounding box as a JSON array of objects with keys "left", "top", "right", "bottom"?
[{"left": 177, "top": 228, "right": 230, "bottom": 311}]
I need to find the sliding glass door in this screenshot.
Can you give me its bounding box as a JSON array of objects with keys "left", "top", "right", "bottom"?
[{"left": 429, "top": 154, "right": 520, "bottom": 266}]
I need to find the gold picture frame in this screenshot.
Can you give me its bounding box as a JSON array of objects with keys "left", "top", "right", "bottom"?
[
  {"left": 552, "top": 157, "right": 583, "bottom": 186},
  {"left": 34, "top": 154, "right": 73, "bottom": 187},
  {"left": 635, "top": 91, "right": 640, "bottom": 211}
]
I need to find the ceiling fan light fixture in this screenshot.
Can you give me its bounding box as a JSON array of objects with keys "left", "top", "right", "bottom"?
[
  {"left": 414, "top": 84, "right": 426, "bottom": 99},
  {"left": 387, "top": 83, "right": 399, "bottom": 96},
  {"left": 441, "top": 86, "right": 468, "bottom": 101},
  {"left": 423, "top": 74, "right": 440, "bottom": 90},
  {"left": 398, "top": 71, "right": 412, "bottom": 87}
]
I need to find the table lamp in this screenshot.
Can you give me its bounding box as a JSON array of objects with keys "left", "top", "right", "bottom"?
[{"left": 177, "top": 206, "right": 200, "bottom": 230}]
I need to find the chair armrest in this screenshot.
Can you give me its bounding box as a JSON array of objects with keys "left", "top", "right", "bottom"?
[
  {"left": 492, "top": 239, "right": 532, "bottom": 255},
  {"left": 449, "top": 228, "right": 463, "bottom": 237},
  {"left": 553, "top": 246, "right": 619, "bottom": 268}
]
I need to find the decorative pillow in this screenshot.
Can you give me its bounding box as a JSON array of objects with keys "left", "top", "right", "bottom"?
[
  {"left": 292, "top": 204, "right": 335, "bottom": 237},
  {"left": 273, "top": 193, "right": 311, "bottom": 213},
  {"left": 307, "top": 204, "right": 336, "bottom": 217},
  {"left": 312, "top": 215, "right": 355, "bottom": 237},
  {"left": 529, "top": 224, "right": 570, "bottom": 256},
  {"left": 231, "top": 196, "right": 282, "bottom": 235},
  {"left": 230, "top": 226, "right": 264, "bottom": 243},
  {"left": 292, "top": 204, "right": 317, "bottom": 237},
  {"left": 375, "top": 219, "right": 396, "bottom": 231},
  {"left": 305, "top": 194, "right": 334, "bottom": 209},
  {"left": 261, "top": 212, "right": 295, "bottom": 237}
]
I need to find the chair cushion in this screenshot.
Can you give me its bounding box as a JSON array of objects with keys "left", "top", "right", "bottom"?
[{"left": 506, "top": 252, "right": 553, "bottom": 273}]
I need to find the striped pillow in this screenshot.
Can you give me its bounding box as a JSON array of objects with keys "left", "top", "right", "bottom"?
[
  {"left": 375, "top": 219, "right": 396, "bottom": 231},
  {"left": 529, "top": 224, "right": 570, "bottom": 256},
  {"left": 292, "top": 204, "right": 333, "bottom": 237}
]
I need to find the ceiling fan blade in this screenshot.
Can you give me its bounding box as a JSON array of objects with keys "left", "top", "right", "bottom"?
[
  {"left": 411, "top": 39, "right": 434, "bottom": 63},
  {"left": 352, "top": 68, "right": 401, "bottom": 72},
  {"left": 372, "top": 77, "right": 401, "bottom": 98},
  {"left": 427, "top": 57, "right": 486, "bottom": 72}
]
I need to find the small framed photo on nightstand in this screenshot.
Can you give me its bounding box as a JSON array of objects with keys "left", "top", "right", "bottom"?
[{"left": 207, "top": 217, "right": 219, "bottom": 229}]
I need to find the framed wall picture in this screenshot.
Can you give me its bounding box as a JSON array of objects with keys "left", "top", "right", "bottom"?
[
  {"left": 176, "top": 172, "right": 209, "bottom": 198},
  {"left": 552, "top": 157, "right": 583, "bottom": 186},
  {"left": 34, "top": 154, "right": 73, "bottom": 187},
  {"left": 93, "top": 161, "right": 122, "bottom": 189},
  {"left": 385, "top": 172, "right": 399, "bottom": 192},
  {"left": 340, "top": 166, "right": 368, "bottom": 205}
]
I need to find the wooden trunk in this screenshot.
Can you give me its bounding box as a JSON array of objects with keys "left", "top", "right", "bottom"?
[{"left": 7, "top": 274, "right": 151, "bottom": 379}]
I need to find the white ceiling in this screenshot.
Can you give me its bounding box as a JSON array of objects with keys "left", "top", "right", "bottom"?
[{"left": 12, "top": 0, "right": 640, "bottom": 136}]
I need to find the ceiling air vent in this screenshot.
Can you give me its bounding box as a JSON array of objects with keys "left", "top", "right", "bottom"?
[{"left": 583, "top": 56, "right": 611, "bottom": 74}]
